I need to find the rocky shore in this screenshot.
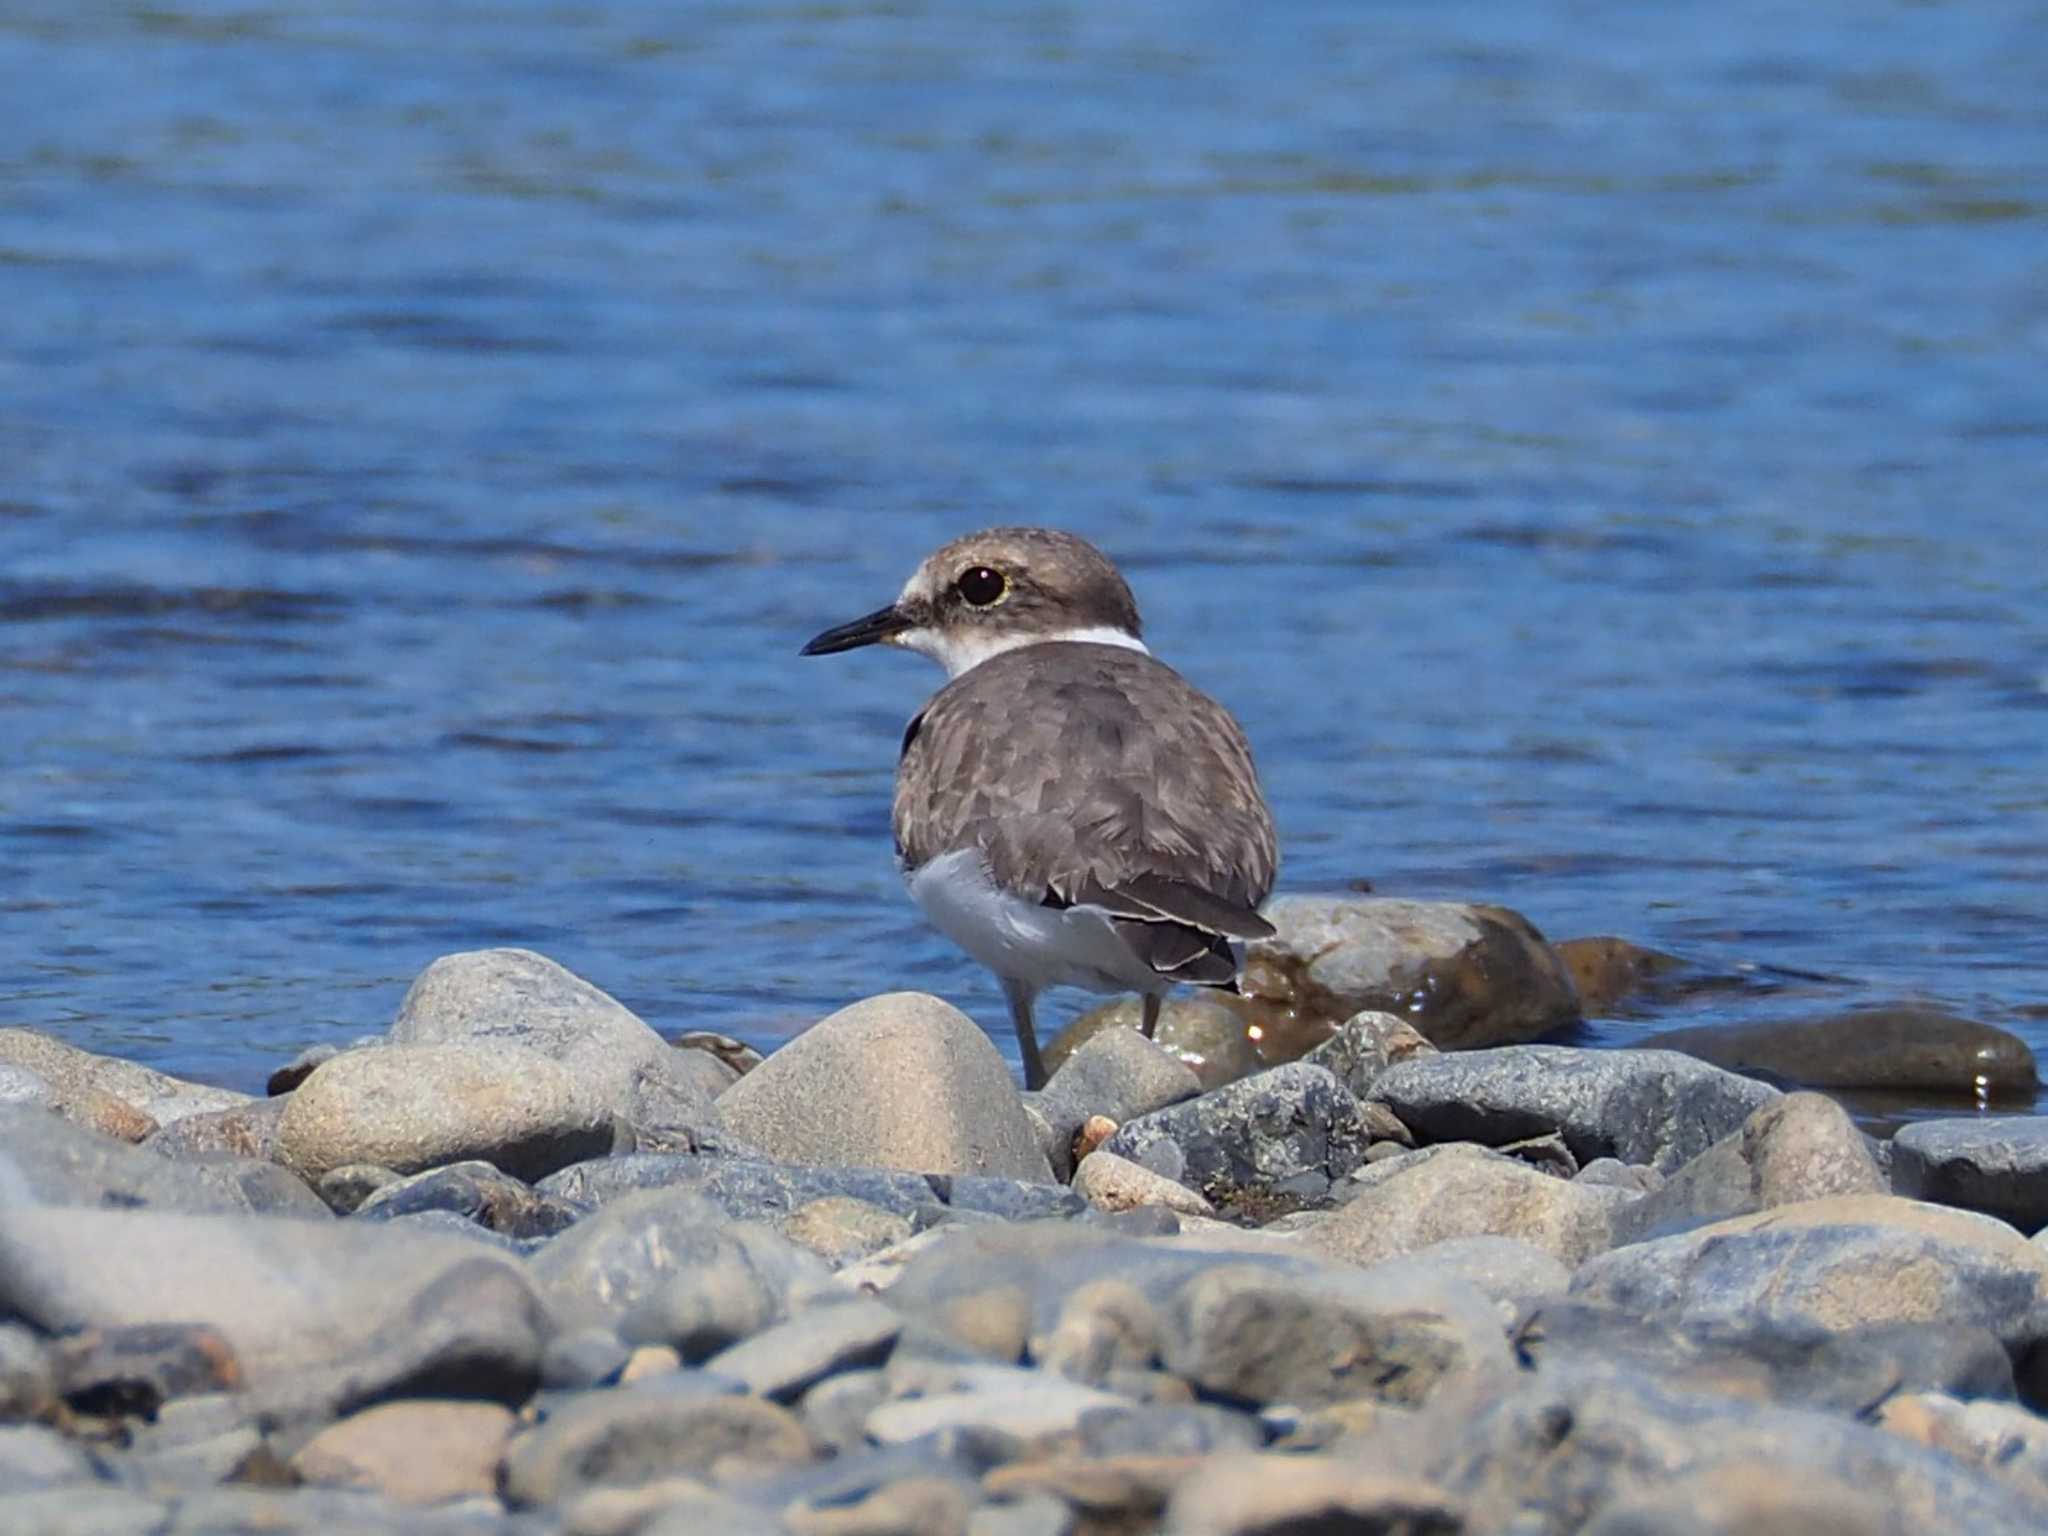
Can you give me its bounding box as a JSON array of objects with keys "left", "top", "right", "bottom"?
[{"left": 3, "top": 898, "right": 2047, "bottom": 1535}]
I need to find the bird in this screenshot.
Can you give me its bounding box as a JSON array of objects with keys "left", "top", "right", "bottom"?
[{"left": 801, "top": 526, "right": 1278, "bottom": 1089}]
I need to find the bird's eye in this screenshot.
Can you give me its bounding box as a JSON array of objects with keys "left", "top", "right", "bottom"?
[{"left": 956, "top": 566, "right": 1008, "bottom": 607}]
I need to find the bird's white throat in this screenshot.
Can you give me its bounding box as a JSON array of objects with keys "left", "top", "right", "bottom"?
[{"left": 900, "top": 624, "right": 1151, "bottom": 679}]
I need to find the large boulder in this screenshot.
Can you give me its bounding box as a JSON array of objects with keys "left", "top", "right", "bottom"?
[
  {"left": 1368, "top": 1045, "right": 1779, "bottom": 1175},
  {"left": 390, "top": 948, "right": 719, "bottom": 1144},
  {"left": 0, "top": 1105, "right": 325, "bottom": 1218},
  {"left": 0, "top": 1028, "right": 249, "bottom": 1127},
  {"left": 276, "top": 1043, "right": 612, "bottom": 1183},
  {"left": 716, "top": 994, "right": 1052, "bottom": 1182},
  {"left": 1243, "top": 895, "right": 1581, "bottom": 1048}
]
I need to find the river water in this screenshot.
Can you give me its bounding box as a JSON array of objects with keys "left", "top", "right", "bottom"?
[{"left": 2, "top": 2, "right": 2043, "bottom": 1107}]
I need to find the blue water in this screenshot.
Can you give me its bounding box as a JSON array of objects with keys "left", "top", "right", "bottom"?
[{"left": 2, "top": 1, "right": 2043, "bottom": 1100}]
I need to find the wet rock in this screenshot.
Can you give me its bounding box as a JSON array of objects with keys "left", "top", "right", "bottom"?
[
  {"left": 1031, "top": 1027, "right": 1202, "bottom": 1179},
  {"left": 1073, "top": 1151, "right": 1214, "bottom": 1219},
  {"left": 0, "top": 1062, "right": 57, "bottom": 1111},
  {"left": 1244, "top": 895, "right": 1581, "bottom": 1048},
  {"left": 277, "top": 1042, "right": 613, "bottom": 1183},
  {"left": 529, "top": 1186, "right": 828, "bottom": 1342},
  {"left": 1892, "top": 1116, "right": 2048, "bottom": 1232},
  {"left": 1046, "top": 995, "right": 1266, "bottom": 1093},
  {"left": 867, "top": 1363, "right": 1125, "bottom": 1442},
  {"left": 392, "top": 947, "right": 720, "bottom": 1144},
  {"left": 1300, "top": 1009, "right": 1439, "bottom": 1101},
  {"left": 0, "top": 1028, "right": 246, "bottom": 1127},
  {"left": 705, "top": 1299, "right": 902, "bottom": 1401},
  {"left": 291, "top": 1399, "right": 514, "bottom": 1504},
  {"left": 0, "top": 1104, "right": 323, "bottom": 1217},
  {"left": 1163, "top": 1260, "right": 1511, "bottom": 1409},
  {"left": 1576, "top": 1158, "right": 1663, "bottom": 1195},
  {"left": 1432, "top": 1362, "right": 2048, "bottom": 1536},
  {"left": 1163, "top": 1456, "right": 1464, "bottom": 1536},
  {"left": 502, "top": 1388, "right": 812, "bottom": 1506},
  {"left": 1030, "top": 1280, "right": 1164, "bottom": 1384},
  {"left": 1642, "top": 1005, "right": 2038, "bottom": 1094},
  {"left": 1610, "top": 1091, "right": 1886, "bottom": 1245},
  {"left": 1101, "top": 1063, "right": 1370, "bottom": 1218},
  {"left": 718, "top": 993, "right": 1053, "bottom": 1182},
  {"left": 784, "top": 1196, "right": 918, "bottom": 1266},
  {"left": 1571, "top": 1194, "right": 2048, "bottom": 1358},
  {"left": 1312, "top": 1143, "right": 1623, "bottom": 1270},
  {"left": 0, "top": 1204, "right": 546, "bottom": 1412},
  {"left": 1369, "top": 1045, "right": 1779, "bottom": 1175},
  {"left": 49, "top": 1323, "right": 241, "bottom": 1417},
  {"left": 316, "top": 1163, "right": 401, "bottom": 1214},
  {"left": 1553, "top": 936, "right": 1686, "bottom": 1016},
  {"left": 143, "top": 1096, "right": 287, "bottom": 1162},
  {"left": 353, "top": 1159, "right": 585, "bottom": 1239}
]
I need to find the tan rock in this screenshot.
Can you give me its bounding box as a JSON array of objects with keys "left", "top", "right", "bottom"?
[
  {"left": 619, "top": 1344, "right": 681, "bottom": 1383},
  {"left": 1163, "top": 1455, "right": 1464, "bottom": 1536},
  {"left": 783, "top": 1197, "right": 915, "bottom": 1266},
  {"left": 1580, "top": 1461, "right": 1912, "bottom": 1536},
  {"left": 787, "top": 1477, "right": 974, "bottom": 1536},
  {"left": 1074, "top": 1115, "right": 1118, "bottom": 1163},
  {"left": 276, "top": 1042, "right": 613, "bottom": 1181},
  {"left": 291, "top": 1399, "right": 514, "bottom": 1505},
  {"left": 1876, "top": 1392, "right": 2048, "bottom": 1505},
  {"left": 1073, "top": 1151, "right": 1214, "bottom": 1218},
  {"left": 0, "top": 1028, "right": 246, "bottom": 1127},
  {"left": 1310, "top": 1143, "right": 1620, "bottom": 1270},
  {"left": 717, "top": 994, "right": 1052, "bottom": 1181}
]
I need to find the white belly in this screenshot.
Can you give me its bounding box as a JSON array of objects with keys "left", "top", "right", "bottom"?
[{"left": 906, "top": 848, "right": 1165, "bottom": 997}]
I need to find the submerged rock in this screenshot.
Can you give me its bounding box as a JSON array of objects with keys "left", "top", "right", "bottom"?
[
  {"left": 716, "top": 993, "right": 1053, "bottom": 1183},
  {"left": 1045, "top": 996, "right": 1267, "bottom": 1092},
  {"left": 1243, "top": 895, "right": 1581, "bottom": 1049},
  {"left": 1642, "top": 1005, "right": 2037, "bottom": 1095},
  {"left": 1553, "top": 936, "right": 1687, "bottom": 1016}
]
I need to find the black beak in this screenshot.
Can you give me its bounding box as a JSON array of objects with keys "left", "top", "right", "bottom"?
[{"left": 800, "top": 603, "right": 913, "bottom": 656}]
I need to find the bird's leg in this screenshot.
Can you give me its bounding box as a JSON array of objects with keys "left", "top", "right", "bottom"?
[
  {"left": 1140, "top": 992, "right": 1162, "bottom": 1040},
  {"left": 1003, "top": 978, "right": 1047, "bottom": 1090}
]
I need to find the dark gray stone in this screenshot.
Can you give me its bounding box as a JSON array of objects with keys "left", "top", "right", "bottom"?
[
  {"left": 932, "top": 1175, "right": 1086, "bottom": 1223},
  {"left": 1893, "top": 1117, "right": 2048, "bottom": 1232},
  {"left": 703, "top": 1298, "right": 902, "bottom": 1401},
  {"left": 1076, "top": 1401, "right": 1264, "bottom": 1457},
  {"left": 1101, "top": 1063, "right": 1371, "bottom": 1216},
  {"left": 1301, "top": 1009, "right": 1439, "bottom": 1100},
  {"left": 353, "top": 1159, "right": 586, "bottom": 1239},
  {"left": 540, "top": 1326, "right": 632, "bottom": 1391},
  {"left": 143, "top": 1097, "right": 288, "bottom": 1163},
  {"left": 1369, "top": 1045, "right": 1781, "bottom": 1175},
  {"left": 529, "top": 1185, "right": 829, "bottom": 1341},
  {"left": 1031, "top": 1027, "right": 1202, "bottom": 1178},
  {"left": 1643, "top": 1006, "right": 2038, "bottom": 1094},
  {"left": 316, "top": 1163, "right": 401, "bottom": 1214}
]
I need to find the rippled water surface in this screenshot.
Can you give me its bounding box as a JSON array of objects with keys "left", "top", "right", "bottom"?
[{"left": 2, "top": 1, "right": 2043, "bottom": 1104}]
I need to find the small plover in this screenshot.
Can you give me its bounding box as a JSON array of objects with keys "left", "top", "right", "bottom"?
[{"left": 802, "top": 527, "right": 1277, "bottom": 1088}]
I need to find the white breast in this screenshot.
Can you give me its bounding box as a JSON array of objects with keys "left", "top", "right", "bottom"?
[{"left": 905, "top": 848, "right": 1166, "bottom": 996}]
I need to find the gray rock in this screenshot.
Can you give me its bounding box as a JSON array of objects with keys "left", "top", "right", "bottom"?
[
  {"left": 865, "top": 1363, "right": 1125, "bottom": 1442},
  {"left": 782, "top": 1197, "right": 918, "bottom": 1267},
  {"left": 970, "top": 1494, "right": 1075, "bottom": 1536},
  {"left": 1400, "top": 1236, "right": 1574, "bottom": 1320},
  {"left": 1643, "top": 1005, "right": 2038, "bottom": 1094},
  {"left": 0, "top": 1423, "right": 95, "bottom": 1488},
  {"left": 540, "top": 1150, "right": 941, "bottom": 1219},
  {"left": 3, "top": 1488, "right": 176, "bottom": 1535},
  {"left": 501, "top": 1387, "right": 812, "bottom": 1506},
  {"left": 717, "top": 993, "right": 1054, "bottom": 1182},
  {"left": 1369, "top": 1045, "right": 1780, "bottom": 1175},
  {"left": 1078, "top": 1401, "right": 1264, "bottom": 1457},
  {"left": 529, "top": 1185, "right": 829, "bottom": 1342},
  {"left": 1572, "top": 1194, "right": 2048, "bottom": 1359},
  {"left": 1578, "top": 1463, "right": 1917, "bottom": 1536},
  {"left": 352, "top": 1160, "right": 585, "bottom": 1239},
  {"left": 1164, "top": 1457, "right": 1464, "bottom": 1536},
  {"left": 1032, "top": 1028, "right": 1202, "bottom": 1178},
  {"left": 540, "top": 1326, "right": 632, "bottom": 1391},
  {"left": 1301, "top": 1009, "right": 1440, "bottom": 1100},
  {"left": 49, "top": 1322, "right": 242, "bottom": 1417},
  {"left": 1610, "top": 1091, "right": 1886, "bottom": 1246},
  {"left": 1101, "top": 1063, "right": 1370, "bottom": 1217},
  {"left": 0, "top": 1028, "right": 247, "bottom": 1126},
  {"left": 1163, "top": 1260, "right": 1512, "bottom": 1409},
  {"left": 0, "top": 1323, "right": 57, "bottom": 1421},
  {"left": 1877, "top": 1392, "right": 2048, "bottom": 1507},
  {"left": 801, "top": 1367, "right": 892, "bottom": 1454},
  {"left": 0, "top": 1205, "right": 546, "bottom": 1412},
  {"left": 0, "top": 1104, "right": 325, "bottom": 1217},
  {"left": 934, "top": 1175, "right": 1085, "bottom": 1222},
  {"left": 705, "top": 1299, "right": 902, "bottom": 1400},
  {"left": 316, "top": 1164, "right": 402, "bottom": 1214},
  {"left": 1893, "top": 1116, "right": 2048, "bottom": 1232},
  {"left": 1244, "top": 894, "right": 1581, "bottom": 1048},
  {"left": 1073, "top": 1151, "right": 1214, "bottom": 1218},
  {"left": 0, "top": 1063, "right": 57, "bottom": 1110},
  {"left": 143, "top": 1096, "right": 287, "bottom": 1163},
  {"left": 1311, "top": 1143, "right": 1624, "bottom": 1270},
  {"left": 158, "top": 1486, "right": 509, "bottom": 1534},
  {"left": 1029, "top": 1279, "right": 1164, "bottom": 1385},
  {"left": 392, "top": 948, "right": 720, "bottom": 1145},
  {"left": 1429, "top": 1361, "right": 2048, "bottom": 1536},
  {"left": 1046, "top": 994, "right": 1267, "bottom": 1093},
  {"left": 277, "top": 1042, "right": 614, "bottom": 1182}
]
